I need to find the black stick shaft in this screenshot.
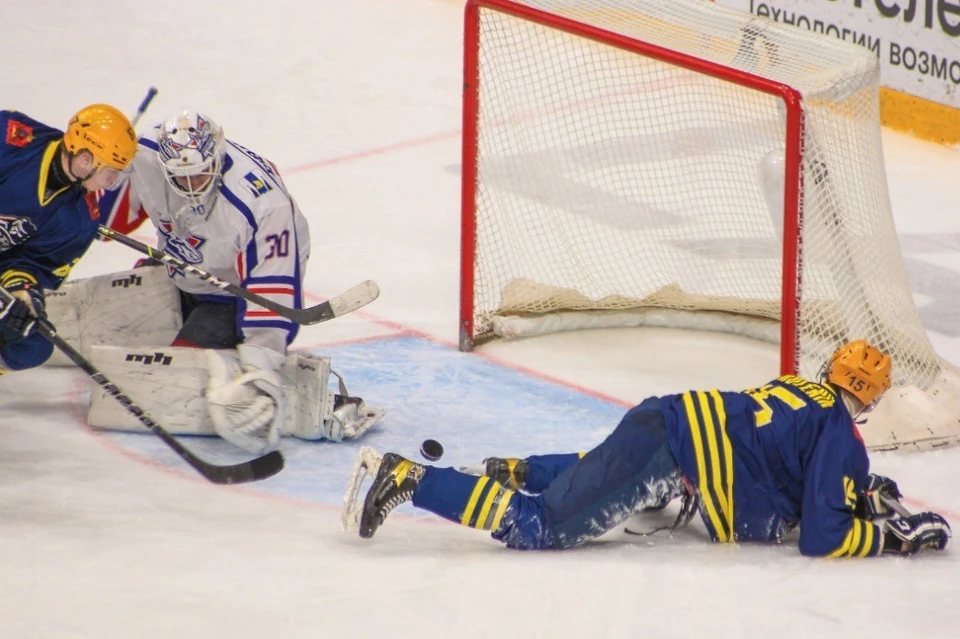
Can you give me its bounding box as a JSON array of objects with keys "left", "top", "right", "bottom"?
[{"left": 0, "top": 283, "right": 283, "bottom": 484}]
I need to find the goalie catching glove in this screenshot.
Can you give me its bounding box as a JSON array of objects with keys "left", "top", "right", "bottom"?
[
  {"left": 206, "top": 344, "right": 287, "bottom": 455},
  {"left": 882, "top": 512, "right": 951, "bottom": 556}
]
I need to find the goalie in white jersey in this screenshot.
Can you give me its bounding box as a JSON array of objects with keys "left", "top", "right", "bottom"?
[{"left": 46, "top": 111, "right": 384, "bottom": 454}]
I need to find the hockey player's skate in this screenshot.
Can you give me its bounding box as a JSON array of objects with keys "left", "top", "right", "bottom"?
[
  {"left": 482, "top": 457, "right": 528, "bottom": 491},
  {"left": 359, "top": 452, "right": 425, "bottom": 539}
]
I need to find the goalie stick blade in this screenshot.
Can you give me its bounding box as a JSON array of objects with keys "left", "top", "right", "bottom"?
[
  {"left": 341, "top": 446, "right": 383, "bottom": 533},
  {"left": 293, "top": 280, "right": 380, "bottom": 325}
]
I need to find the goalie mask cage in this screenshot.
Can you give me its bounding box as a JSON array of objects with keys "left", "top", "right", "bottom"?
[{"left": 459, "top": 0, "right": 960, "bottom": 451}]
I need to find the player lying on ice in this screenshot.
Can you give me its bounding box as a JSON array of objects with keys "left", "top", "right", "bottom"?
[
  {"left": 44, "top": 110, "right": 383, "bottom": 454},
  {"left": 347, "top": 339, "right": 950, "bottom": 557}
]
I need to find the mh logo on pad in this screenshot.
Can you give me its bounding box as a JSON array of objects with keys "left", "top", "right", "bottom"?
[
  {"left": 111, "top": 274, "right": 143, "bottom": 288},
  {"left": 125, "top": 352, "right": 173, "bottom": 366}
]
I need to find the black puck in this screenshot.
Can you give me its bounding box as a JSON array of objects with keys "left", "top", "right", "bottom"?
[{"left": 420, "top": 439, "right": 444, "bottom": 462}]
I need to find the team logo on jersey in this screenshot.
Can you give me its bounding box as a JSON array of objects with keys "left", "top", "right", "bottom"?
[
  {"left": 243, "top": 171, "right": 272, "bottom": 197},
  {"left": 85, "top": 191, "right": 101, "bottom": 220},
  {"left": 0, "top": 216, "right": 37, "bottom": 251},
  {"left": 156, "top": 221, "right": 206, "bottom": 275},
  {"left": 5, "top": 119, "right": 34, "bottom": 148}
]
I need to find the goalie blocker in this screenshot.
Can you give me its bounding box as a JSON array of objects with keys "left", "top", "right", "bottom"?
[{"left": 86, "top": 344, "right": 384, "bottom": 443}]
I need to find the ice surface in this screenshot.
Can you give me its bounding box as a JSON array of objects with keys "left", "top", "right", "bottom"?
[{"left": 1, "top": 1, "right": 958, "bottom": 637}]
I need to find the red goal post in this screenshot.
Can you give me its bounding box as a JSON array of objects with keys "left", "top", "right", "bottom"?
[{"left": 458, "top": 0, "right": 960, "bottom": 450}]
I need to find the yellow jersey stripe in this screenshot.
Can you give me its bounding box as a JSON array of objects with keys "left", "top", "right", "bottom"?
[
  {"left": 38, "top": 142, "right": 71, "bottom": 206},
  {"left": 0, "top": 270, "right": 38, "bottom": 287},
  {"left": 475, "top": 482, "right": 503, "bottom": 529},
  {"left": 827, "top": 527, "right": 854, "bottom": 558},
  {"left": 460, "top": 476, "right": 490, "bottom": 526},
  {"left": 489, "top": 488, "right": 515, "bottom": 531},
  {"left": 856, "top": 521, "right": 874, "bottom": 557},
  {"left": 827, "top": 519, "right": 879, "bottom": 558},
  {"left": 849, "top": 519, "right": 863, "bottom": 556},
  {"left": 709, "top": 390, "right": 735, "bottom": 534},
  {"left": 682, "top": 392, "right": 728, "bottom": 542}
]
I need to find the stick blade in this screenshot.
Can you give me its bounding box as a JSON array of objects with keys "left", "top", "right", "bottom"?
[
  {"left": 297, "top": 280, "right": 380, "bottom": 325},
  {"left": 199, "top": 450, "right": 285, "bottom": 485},
  {"left": 327, "top": 280, "right": 380, "bottom": 318}
]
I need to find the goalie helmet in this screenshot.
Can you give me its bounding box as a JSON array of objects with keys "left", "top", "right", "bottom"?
[
  {"left": 64, "top": 104, "right": 137, "bottom": 172},
  {"left": 157, "top": 111, "right": 225, "bottom": 204},
  {"left": 823, "top": 339, "right": 892, "bottom": 409}
]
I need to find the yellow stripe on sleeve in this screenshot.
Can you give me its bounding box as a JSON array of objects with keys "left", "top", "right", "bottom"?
[
  {"left": 682, "top": 392, "right": 728, "bottom": 542},
  {"left": 827, "top": 519, "right": 877, "bottom": 558},
  {"left": 488, "top": 488, "right": 516, "bottom": 532},
  {"left": 709, "top": 390, "right": 734, "bottom": 534},
  {"left": 460, "top": 476, "right": 490, "bottom": 526}
]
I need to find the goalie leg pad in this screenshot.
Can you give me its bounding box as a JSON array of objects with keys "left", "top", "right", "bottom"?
[
  {"left": 281, "top": 354, "right": 386, "bottom": 442},
  {"left": 87, "top": 344, "right": 215, "bottom": 434},
  {"left": 88, "top": 346, "right": 385, "bottom": 442},
  {"left": 44, "top": 267, "right": 183, "bottom": 367}
]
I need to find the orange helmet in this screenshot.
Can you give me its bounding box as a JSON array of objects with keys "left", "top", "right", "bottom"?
[
  {"left": 64, "top": 104, "right": 137, "bottom": 171},
  {"left": 826, "top": 339, "right": 892, "bottom": 407}
]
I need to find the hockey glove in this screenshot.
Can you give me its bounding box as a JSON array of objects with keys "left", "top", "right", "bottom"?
[
  {"left": 0, "top": 278, "right": 46, "bottom": 344},
  {"left": 882, "top": 512, "right": 951, "bottom": 556},
  {"left": 854, "top": 473, "right": 903, "bottom": 520},
  {"left": 206, "top": 344, "right": 287, "bottom": 455}
]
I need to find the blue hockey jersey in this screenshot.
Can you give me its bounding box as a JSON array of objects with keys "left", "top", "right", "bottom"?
[
  {"left": 662, "top": 375, "right": 883, "bottom": 557},
  {"left": 0, "top": 110, "right": 101, "bottom": 289}
]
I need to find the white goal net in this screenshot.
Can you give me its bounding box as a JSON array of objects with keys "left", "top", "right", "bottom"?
[{"left": 460, "top": 0, "right": 960, "bottom": 450}]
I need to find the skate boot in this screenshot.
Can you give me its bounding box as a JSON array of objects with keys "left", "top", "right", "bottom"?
[
  {"left": 483, "top": 457, "right": 529, "bottom": 491},
  {"left": 359, "top": 453, "right": 425, "bottom": 539}
]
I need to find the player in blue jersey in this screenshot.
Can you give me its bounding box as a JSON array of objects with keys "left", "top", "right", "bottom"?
[
  {"left": 0, "top": 105, "right": 137, "bottom": 373},
  {"left": 351, "top": 340, "right": 951, "bottom": 557}
]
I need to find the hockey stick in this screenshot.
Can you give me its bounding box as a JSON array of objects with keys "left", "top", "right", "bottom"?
[
  {"left": 0, "top": 288, "right": 284, "bottom": 484},
  {"left": 880, "top": 492, "right": 913, "bottom": 518},
  {"left": 97, "top": 226, "right": 380, "bottom": 325},
  {"left": 131, "top": 86, "right": 158, "bottom": 127}
]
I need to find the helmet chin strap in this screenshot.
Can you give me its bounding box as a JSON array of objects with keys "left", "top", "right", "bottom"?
[
  {"left": 838, "top": 390, "right": 870, "bottom": 421},
  {"left": 57, "top": 144, "right": 94, "bottom": 187}
]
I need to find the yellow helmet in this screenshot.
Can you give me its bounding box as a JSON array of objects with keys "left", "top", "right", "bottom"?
[
  {"left": 826, "top": 339, "right": 892, "bottom": 407},
  {"left": 64, "top": 104, "right": 137, "bottom": 171}
]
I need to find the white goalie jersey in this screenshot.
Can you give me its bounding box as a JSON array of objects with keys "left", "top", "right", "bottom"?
[{"left": 98, "top": 130, "right": 311, "bottom": 354}]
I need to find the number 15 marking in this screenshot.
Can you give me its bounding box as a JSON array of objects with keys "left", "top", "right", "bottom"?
[{"left": 746, "top": 383, "right": 807, "bottom": 426}]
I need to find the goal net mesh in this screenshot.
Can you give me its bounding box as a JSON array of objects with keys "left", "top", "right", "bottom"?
[{"left": 465, "top": 0, "right": 938, "bottom": 387}]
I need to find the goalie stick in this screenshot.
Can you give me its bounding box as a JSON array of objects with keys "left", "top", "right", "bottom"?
[
  {"left": 0, "top": 287, "right": 284, "bottom": 484},
  {"left": 131, "top": 86, "right": 158, "bottom": 127},
  {"left": 98, "top": 226, "right": 380, "bottom": 325}
]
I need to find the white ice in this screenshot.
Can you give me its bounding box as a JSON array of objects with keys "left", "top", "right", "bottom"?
[{"left": 1, "top": 1, "right": 959, "bottom": 638}]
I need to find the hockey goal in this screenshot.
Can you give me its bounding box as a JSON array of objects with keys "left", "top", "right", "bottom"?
[{"left": 459, "top": 0, "right": 960, "bottom": 450}]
